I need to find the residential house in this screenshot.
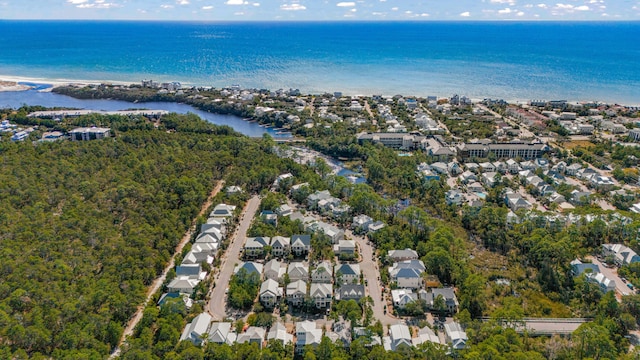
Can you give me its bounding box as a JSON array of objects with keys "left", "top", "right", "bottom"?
[
  {"left": 244, "top": 237, "right": 270, "bottom": 258},
  {"left": 590, "top": 273, "right": 616, "bottom": 293},
  {"left": 210, "top": 204, "right": 236, "bottom": 218},
  {"left": 459, "top": 170, "right": 478, "bottom": 184},
  {"left": 295, "top": 321, "right": 323, "bottom": 354},
  {"left": 388, "top": 249, "right": 419, "bottom": 262},
  {"left": 479, "top": 162, "right": 496, "bottom": 173},
  {"left": 267, "top": 322, "right": 293, "bottom": 344},
  {"left": 237, "top": 327, "right": 266, "bottom": 349},
  {"left": 234, "top": 262, "right": 263, "bottom": 277},
  {"left": 261, "top": 211, "right": 278, "bottom": 226},
  {"left": 602, "top": 244, "right": 640, "bottom": 266},
  {"left": 391, "top": 289, "right": 418, "bottom": 309},
  {"left": 428, "top": 287, "right": 459, "bottom": 314},
  {"left": 589, "top": 175, "right": 616, "bottom": 190},
  {"left": 208, "top": 322, "right": 237, "bottom": 345},
  {"left": 384, "top": 324, "right": 413, "bottom": 351},
  {"left": 335, "top": 263, "right": 361, "bottom": 285},
  {"left": 276, "top": 204, "right": 293, "bottom": 217},
  {"left": 176, "top": 264, "right": 203, "bottom": 278},
  {"left": 389, "top": 260, "right": 426, "bottom": 289},
  {"left": 309, "top": 222, "right": 344, "bottom": 244},
  {"left": 570, "top": 259, "right": 600, "bottom": 277},
  {"left": 444, "top": 321, "right": 468, "bottom": 350},
  {"left": 181, "top": 249, "right": 214, "bottom": 266},
  {"left": 505, "top": 159, "right": 521, "bottom": 173},
  {"left": 167, "top": 276, "right": 200, "bottom": 295},
  {"left": 286, "top": 279, "right": 307, "bottom": 307},
  {"left": 225, "top": 185, "right": 242, "bottom": 195},
  {"left": 548, "top": 192, "right": 566, "bottom": 204},
  {"left": 504, "top": 191, "right": 532, "bottom": 212},
  {"left": 565, "top": 163, "right": 583, "bottom": 176},
  {"left": 353, "top": 327, "right": 383, "bottom": 347},
  {"left": 577, "top": 167, "right": 598, "bottom": 180},
  {"left": 180, "top": 313, "right": 212, "bottom": 345},
  {"left": 260, "top": 279, "right": 282, "bottom": 308},
  {"left": 291, "top": 234, "right": 311, "bottom": 256},
  {"left": 264, "top": 259, "right": 286, "bottom": 281},
  {"left": 445, "top": 189, "right": 464, "bottom": 206},
  {"left": 290, "top": 182, "right": 309, "bottom": 197},
  {"left": 430, "top": 162, "right": 449, "bottom": 175},
  {"left": 334, "top": 240, "right": 356, "bottom": 256},
  {"left": 481, "top": 172, "right": 498, "bottom": 188},
  {"left": 464, "top": 162, "right": 480, "bottom": 172},
  {"left": 336, "top": 284, "right": 365, "bottom": 301},
  {"left": 493, "top": 161, "right": 507, "bottom": 174},
  {"left": 448, "top": 162, "right": 462, "bottom": 175},
  {"left": 534, "top": 158, "right": 550, "bottom": 170},
  {"left": 311, "top": 261, "right": 333, "bottom": 283},
  {"left": 352, "top": 214, "right": 373, "bottom": 232},
  {"left": 310, "top": 283, "right": 333, "bottom": 309},
  {"left": 368, "top": 221, "right": 385, "bottom": 232},
  {"left": 327, "top": 319, "right": 352, "bottom": 348},
  {"left": 412, "top": 326, "right": 442, "bottom": 347},
  {"left": 158, "top": 292, "right": 193, "bottom": 310},
  {"left": 287, "top": 262, "right": 309, "bottom": 281},
  {"left": 307, "top": 190, "right": 333, "bottom": 209},
  {"left": 570, "top": 190, "right": 591, "bottom": 206},
  {"left": 467, "top": 182, "right": 484, "bottom": 193},
  {"left": 270, "top": 236, "right": 291, "bottom": 257}
]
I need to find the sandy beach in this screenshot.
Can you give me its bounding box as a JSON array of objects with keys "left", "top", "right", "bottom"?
[{"left": 0, "top": 74, "right": 133, "bottom": 91}]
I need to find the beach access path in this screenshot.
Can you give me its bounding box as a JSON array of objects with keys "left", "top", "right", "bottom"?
[{"left": 109, "top": 180, "right": 225, "bottom": 359}]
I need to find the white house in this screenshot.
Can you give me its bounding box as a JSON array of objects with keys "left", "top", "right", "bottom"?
[
  {"left": 286, "top": 279, "right": 307, "bottom": 307},
  {"left": 268, "top": 322, "right": 293, "bottom": 344},
  {"left": 444, "top": 321, "right": 468, "bottom": 350},
  {"left": 259, "top": 279, "right": 282, "bottom": 308},
  {"left": 180, "top": 313, "right": 212, "bottom": 346},
  {"left": 391, "top": 289, "right": 418, "bottom": 309},
  {"left": 264, "top": 259, "right": 286, "bottom": 281},
  {"left": 295, "top": 321, "right": 323, "bottom": 354},
  {"left": 335, "top": 263, "right": 361, "bottom": 285},
  {"left": 311, "top": 261, "right": 333, "bottom": 283},
  {"left": 208, "top": 322, "right": 237, "bottom": 345},
  {"left": 287, "top": 262, "right": 309, "bottom": 281},
  {"left": 291, "top": 235, "right": 311, "bottom": 256},
  {"left": 310, "top": 283, "right": 333, "bottom": 309},
  {"left": 384, "top": 324, "right": 413, "bottom": 351},
  {"left": 412, "top": 326, "right": 442, "bottom": 347},
  {"left": 270, "top": 236, "right": 291, "bottom": 257},
  {"left": 237, "top": 327, "right": 266, "bottom": 349}
]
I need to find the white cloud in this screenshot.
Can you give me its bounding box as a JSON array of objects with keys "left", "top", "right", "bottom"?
[
  {"left": 524, "top": 4, "right": 533, "bottom": 8},
  {"left": 160, "top": 4, "right": 174, "bottom": 8},
  {"left": 537, "top": 3, "right": 547, "bottom": 8},
  {"left": 420, "top": 13, "right": 429, "bottom": 16},
  {"left": 176, "top": 0, "right": 189, "bottom": 5},
  {"left": 574, "top": 5, "right": 590, "bottom": 10},
  {"left": 67, "top": 0, "right": 88, "bottom": 4},
  {"left": 280, "top": 3, "right": 306, "bottom": 10},
  {"left": 391, "top": 6, "right": 398, "bottom": 10},
  {"left": 234, "top": 11, "right": 244, "bottom": 15},
  {"left": 405, "top": 10, "right": 412, "bottom": 14},
  {"left": 372, "top": 11, "right": 386, "bottom": 15},
  {"left": 336, "top": 1, "right": 355, "bottom": 6},
  {"left": 351, "top": 8, "right": 357, "bottom": 12},
  {"left": 253, "top": 2, "right": 260, "bottom": 6},
  {"left": 202, "top": 5, "right": 213, "bottom": 10},
  {"left": 555, "top": 4, "right": 573, "bottom": 10},
  {"left": 225, "top": 0, "right": 245, "bottom": 4},
  {"left": 517, "top": 11, "right": 525, "bottom": 15},
  {"left": 77, "top": 2, "right": 120, "bottom": 8},
  {"left": 460, "top": 11, "right": 470, "bottom": 16},
  {"left": 490, "top": 0, "right": 516, "bottom": 5},
  {"left": 498, "top": 7, "right": 513, "bottom": 13}
]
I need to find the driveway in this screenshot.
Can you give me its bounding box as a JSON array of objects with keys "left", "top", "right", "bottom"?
[{"left": 207, "top": 195, "right": 261, "bottom": 320}]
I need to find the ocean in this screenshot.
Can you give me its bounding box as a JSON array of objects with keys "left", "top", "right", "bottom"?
[{"left": 0, "top": 20, "right": 639, "bottom": 104}]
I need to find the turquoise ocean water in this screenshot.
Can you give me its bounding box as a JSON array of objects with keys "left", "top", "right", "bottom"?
[{"left": 0, "top": 21, "right": 638, "bottom": 103}]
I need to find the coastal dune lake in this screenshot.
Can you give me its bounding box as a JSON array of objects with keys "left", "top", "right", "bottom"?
[
  {"left": 0, "top": 89, "right": 287, "bottom": 138},
  {"left": 0, "top": 21, "right": 638, "bottom": 103}
]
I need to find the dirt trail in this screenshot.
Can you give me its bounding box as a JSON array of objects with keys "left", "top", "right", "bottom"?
[{"left": 109, "top": 180, "right": 225, "bottom": 358}]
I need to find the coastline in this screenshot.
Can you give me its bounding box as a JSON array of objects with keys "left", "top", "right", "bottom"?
[{"left": 0, "top": 73, "right": 638, "bottom": 107}]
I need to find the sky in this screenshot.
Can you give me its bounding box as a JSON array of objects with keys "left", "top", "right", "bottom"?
[{"left": 1, "top": 0, "right": 639, "bottom": 21}]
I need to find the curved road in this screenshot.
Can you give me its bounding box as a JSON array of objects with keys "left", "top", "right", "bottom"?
[
  {"left": 207, "top": 195, "right": 261, "bottom": 320},
  {"left": 347, "top": 229, "right": 397, "bottom": 328}
]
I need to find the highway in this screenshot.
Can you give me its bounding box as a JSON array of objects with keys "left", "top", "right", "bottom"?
[{"left": 207, "top": 195, "right": 261, "bottom": 320}]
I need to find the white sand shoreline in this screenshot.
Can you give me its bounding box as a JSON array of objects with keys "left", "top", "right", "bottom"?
[{"left": 0, "top": 74, "right": 133, "bottom": 89}]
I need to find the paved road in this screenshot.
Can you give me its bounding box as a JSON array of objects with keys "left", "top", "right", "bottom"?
[
  {"left": 588, "top": 256, "right": 632, "bottom": 297},
  {"left": 207, "top": 195, "right": 261, "bottom": 320},
  {"left": 347, "top": 229, "right": 397, "bottom": 328},
  {"left": 110, "top": 180, "right": 224, "bottom": 359}
]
